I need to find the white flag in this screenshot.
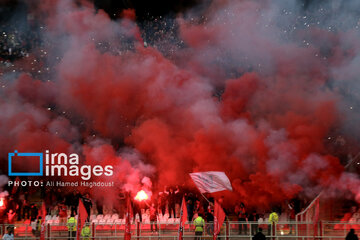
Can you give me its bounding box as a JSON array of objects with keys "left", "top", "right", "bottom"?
[{"left": 189, "top": 171, "right": 232, "bottom": 193}]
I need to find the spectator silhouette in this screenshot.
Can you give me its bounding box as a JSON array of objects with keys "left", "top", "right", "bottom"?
[
  {"left": 253, "top": 228, "right": 266, "bottom": 240},
  {"left": 346, "top": 229, "right": 359, "bottom": 240}
]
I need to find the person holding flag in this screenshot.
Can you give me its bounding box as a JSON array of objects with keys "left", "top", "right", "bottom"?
[
  {"left": 205, "top": 202, "right": 214, "bottom": 235},
  {"left": 189, "top": 172, "right": 231, "bottom": 240}
]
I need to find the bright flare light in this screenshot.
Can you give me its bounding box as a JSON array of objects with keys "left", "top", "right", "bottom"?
[
  {"left": 134, "top": 190, "right": 149, "bottom": 201},
  {"left": 0, "top": 198, "right": 4, "bottom": 208}
]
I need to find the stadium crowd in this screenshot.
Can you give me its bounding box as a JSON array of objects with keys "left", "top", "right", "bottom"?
[{"left": 0, "top": 184, "right": 303, "bottom": 227}]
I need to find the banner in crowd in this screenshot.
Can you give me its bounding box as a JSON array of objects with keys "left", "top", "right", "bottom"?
[
  {"left": 178, "top": 197, "right": 188, "bottom": 240},
  {"left": 76, "top": 199, "right": 88, "bottom": 240},
  {"left": 213, "top": 200, "right": 226, "bottom": 238},
  {"left": 190, "top": 171, "right": 233, "bottom": 193}
]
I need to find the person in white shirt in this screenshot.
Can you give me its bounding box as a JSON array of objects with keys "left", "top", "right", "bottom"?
[{"left": 2, "top": 226, "right": 14, "bottom": 240}]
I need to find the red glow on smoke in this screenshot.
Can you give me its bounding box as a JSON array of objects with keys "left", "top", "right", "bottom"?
[{"left": 1, "top": 0, "right": 360, "bottom": 209}]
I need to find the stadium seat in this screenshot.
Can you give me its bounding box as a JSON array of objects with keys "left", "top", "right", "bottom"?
[
  {"left": 51, "top": 215, "right": 58, "bottom": 220},
  {"left": 45, "top": 215, "right": 52, "bottom": 221},
  {"left": 102, "top": 224, "right": 112, "bottom": 230},
  {"left": 16, "top": 226, "right": 27, "bottom": 232},
  {"left": 111, "top": 214, "right": 119, "bottom": 219},
  {"left": 96, "top": 214, "right": 104, "bottom": 220},
  {"left": 111, "top": 223, "right": 119, "bottom": 230},
  {"left": 99, "top": 219, "right": 106, "bottom": 224},
  {"left": 96, "top": 224, "right": 104, "bottom": 231},
  {"left": 113, "top": 223, "right": 123, "bottom": 231},
  {"left": 104, "top": 214, "right": 111, "bottom": 220},
  {"left": 52, "top": 225, "right": 66, "bottom": 231},
  {"left": 91, "top": 219, "right": 98, "bottom": 224},
  {"left": 90, "top": 215, "right": 96, "bottom": 221},
  {"left": 114, "top": 219, "right": 122, "bottom": 224}
]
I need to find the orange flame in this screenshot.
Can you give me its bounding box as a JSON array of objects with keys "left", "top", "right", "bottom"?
[{"left": 134, "top": 190, "right": 149, "bottom": 201}]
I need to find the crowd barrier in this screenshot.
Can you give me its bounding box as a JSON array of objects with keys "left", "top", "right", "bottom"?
[{"left": 0, "top": 221, "right": 356, "bottom": 239}]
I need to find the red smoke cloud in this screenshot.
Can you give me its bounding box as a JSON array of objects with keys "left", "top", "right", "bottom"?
[{"left": 1, "top": 0, "right": 360, "bottom": 209}]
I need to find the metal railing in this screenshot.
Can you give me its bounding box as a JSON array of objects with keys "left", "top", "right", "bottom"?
[{"left": 0, "top": 220, "right": 357, "bottom": 239}]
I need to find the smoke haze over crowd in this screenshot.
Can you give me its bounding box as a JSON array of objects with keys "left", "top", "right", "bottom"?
[{"left": 1, "top": 0, "right": 360, "bottom": 208}]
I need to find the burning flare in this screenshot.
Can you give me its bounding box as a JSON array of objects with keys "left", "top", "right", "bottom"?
[
  {"left": 0, "top": 198, "right": 4, "bottom": 208},
  {"left": 134, "top": 190, "right": 149, "bottom": 201}
]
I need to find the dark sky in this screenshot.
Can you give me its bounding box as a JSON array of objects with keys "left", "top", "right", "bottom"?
[
  {"left": 93, "top": 0, "right": 209, "bottom": 20},
  {"left": 0, "top": 0, "right": 349, "bottom": 24}
]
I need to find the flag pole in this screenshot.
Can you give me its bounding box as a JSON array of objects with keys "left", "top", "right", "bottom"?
[
  {"left": 76, "top": 203, "right": 80, "bottom": 240},
  {"left": 178, "top": 198, "right": 184, "bottom": 240},
  {"left": 199, "top": 192, "right": 210, "bottom": 204}
]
